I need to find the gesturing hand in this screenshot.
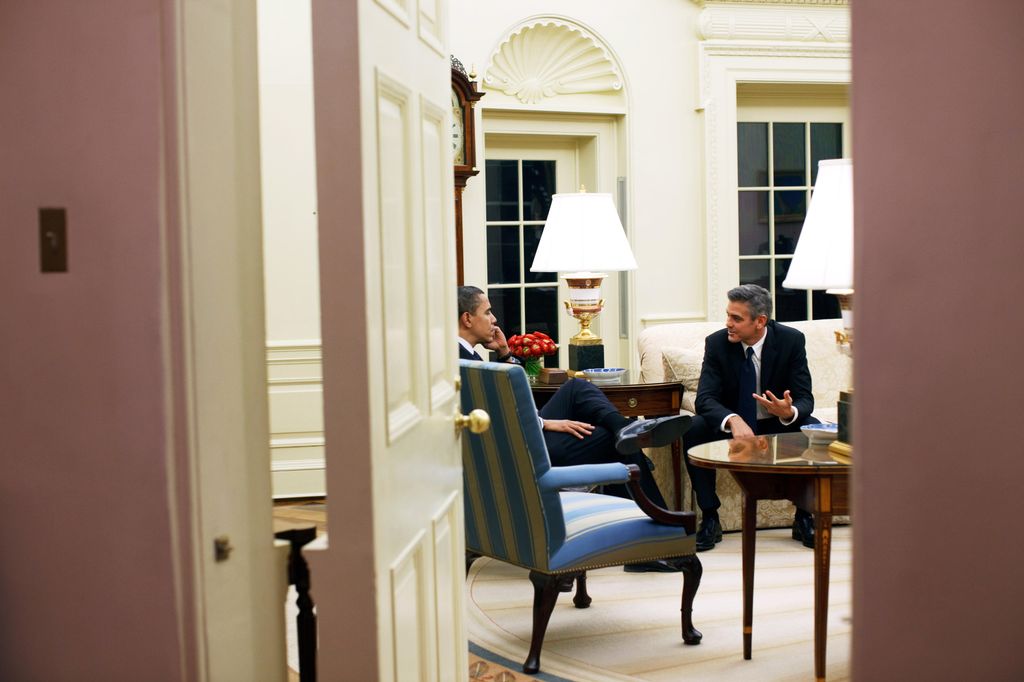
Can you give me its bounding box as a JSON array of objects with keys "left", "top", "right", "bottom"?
[
  {"left": 753, "top": 389, "right": 795, "bottom": 421},
  {"left": 542, "top": 419, "right": 595, "bottom": 440}
]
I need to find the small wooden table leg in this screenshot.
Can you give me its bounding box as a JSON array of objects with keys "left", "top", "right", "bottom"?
[
  {"left": 742, "top": 493, "right": 757, "bottom": 660},
  {"left": 813, "top": 477, "right": 834, "bottom": 681}
]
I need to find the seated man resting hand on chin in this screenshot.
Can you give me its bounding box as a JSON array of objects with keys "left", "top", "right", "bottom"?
[{"left": 458, "top": 286, "right": 693, "bottom": 573}]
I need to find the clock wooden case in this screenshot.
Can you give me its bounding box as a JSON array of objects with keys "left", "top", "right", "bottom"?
[{"left": 451, "top": 57, "right": 484, "bottom": 285}]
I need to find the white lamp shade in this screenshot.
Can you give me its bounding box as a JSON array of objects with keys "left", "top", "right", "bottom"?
[
  {"left": 782, "top": 158, "right": 853, "bottom": 291},
  {"left": 530, "top": 192, "right": 638, "bottom": 272}
]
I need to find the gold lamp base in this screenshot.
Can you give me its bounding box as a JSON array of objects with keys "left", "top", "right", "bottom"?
[
  {"left": 561, "top": 273, "right": 608, "bottom": 371},
  {"left": 564, "top": 302, "right": 604, "bottom": 345},
  {"left": 828, "top": 439, "right": 852, "bottom": 464}
]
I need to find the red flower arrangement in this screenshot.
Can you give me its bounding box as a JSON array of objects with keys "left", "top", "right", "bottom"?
[
  {"left": 507, "top": 331, "right": 558, "bottom": 359},
  {"left": 507, "top": 331, "right": 558, "bottom": 382}
]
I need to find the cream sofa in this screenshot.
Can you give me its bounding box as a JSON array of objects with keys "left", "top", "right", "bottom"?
[{"left": 637, "top": 318, "right": 851, "bottom": 531}]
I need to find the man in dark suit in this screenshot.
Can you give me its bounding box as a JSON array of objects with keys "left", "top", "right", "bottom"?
[
  {"left": 457, "top": 285, "right": 522, "bottom": 364},
  {"left": 458, "top": 286, "right": 691, "bottom": 572},
  {"left": 684, "top": 284, "right": 820, "bottom": 551}
]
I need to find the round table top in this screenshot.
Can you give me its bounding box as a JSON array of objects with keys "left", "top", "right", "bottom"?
[{"left": 687, "top": 432, "right": 850, "bottom": 474}]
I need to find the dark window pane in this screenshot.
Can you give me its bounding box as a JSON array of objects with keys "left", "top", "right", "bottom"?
[
  {"left": 775, "top": 259, "right": 807, "bottom": 321},
  {"left": 524, "top": 225, "right": 557, "bottom": 283},
  {"left": 739, "top": 259, "right": 770, "bottom": 293},
  {"left": 487, "top": 288, "right": 522, "bottom": 338},
  {"left": 773, "top": 190, "right": 806, "bottom": 255},
  {"left": 522, "top": 160, "right": 555, "bottom": 221},
  {"left": 811, "top": 123, "right": 843, "bottom": 185},
  {"left": 486, "top": 226, "right": 520, "bottom": 285},
  {"left": 773, "top": 123, "right": 806, "bottom": 187},
  {"left": 737, "top": 123, "right": 768, "bottom": 187},
  {"left": 485, "top": 159, "right": 519, "bottom": 221},
  {"left": 812, "top": 290, "right": 841, "bottom": 320},
  {"left": 739, "top": 191, "right": 770, "bottom": 256},
  {"left": 525, "top": 287, "right": 559, "bottom": 365}
]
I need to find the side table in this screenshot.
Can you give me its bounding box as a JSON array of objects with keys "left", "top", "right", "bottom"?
[
  {"left": 531, "top": 372, "right": 686, "bottom": 509},
  {"left": 688, "top": 433, "right": 850, "bottom": 681}
]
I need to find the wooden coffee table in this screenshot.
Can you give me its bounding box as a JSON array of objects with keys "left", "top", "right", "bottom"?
[
  {"left": 687, "top": 432, "right": 850, "bottom": 682},
  {"left": 531, "top": 371, "right": 686, "bottom": 509}
]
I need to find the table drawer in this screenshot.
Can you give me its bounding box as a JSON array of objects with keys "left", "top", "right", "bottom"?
[{"left": 531, "top": 380, "right": 682, "bottom": 417}]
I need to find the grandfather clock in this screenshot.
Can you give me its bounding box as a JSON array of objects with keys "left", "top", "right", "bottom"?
[{"left": 451, "top": 56, "right": 484, "bottom": 285}]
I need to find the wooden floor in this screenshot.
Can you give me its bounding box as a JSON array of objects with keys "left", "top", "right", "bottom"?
[
  {"left": 272, "top": 499, "right": 327, "bottom": 536},
  {"left": 272, "top": 499, "right": 537, "bottom": 681}
]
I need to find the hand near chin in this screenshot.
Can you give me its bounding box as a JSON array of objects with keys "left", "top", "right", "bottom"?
[
  {"left": 753, "top": 389, "right": 795, "bottom": 421},
  {"left": 484, "top": 326, "right": 510, "bottom": 355}
]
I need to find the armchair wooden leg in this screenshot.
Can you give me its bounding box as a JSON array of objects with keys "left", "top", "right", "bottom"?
[
  {"left": 572, "top": 571, "right": 591, "bottom": 609},
  {"left": 525, "top": 571, "right": 562, "bottom": 675},
  {"left": 678, "top": 554, "right": 703, "bottom": 645}
]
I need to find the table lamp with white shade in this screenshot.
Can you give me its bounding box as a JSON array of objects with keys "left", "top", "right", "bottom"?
[
  {"left": 782, "top": 158, "right": 854, "bottom": 458},
  {"left": 530, "top": 190, "right": 637, "bottom": 371}
]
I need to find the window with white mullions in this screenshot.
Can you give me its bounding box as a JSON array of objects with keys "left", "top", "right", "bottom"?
[
  {"left": 737, "top": 121, "right": 844, "bottom": 321},
  {"left": 484, "top": 159, "right": 560, "bottom": 349}
]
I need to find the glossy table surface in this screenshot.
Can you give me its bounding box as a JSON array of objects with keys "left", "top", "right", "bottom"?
[{"left": 687, "top": 432, "right": 849, "bottom": 473}]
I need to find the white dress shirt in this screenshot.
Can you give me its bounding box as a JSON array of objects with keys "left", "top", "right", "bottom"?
[{"left": 720, "top": 330, "right": 799, "bottom": 432}]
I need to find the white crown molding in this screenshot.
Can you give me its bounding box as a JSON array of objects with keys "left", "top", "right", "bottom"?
[
  {"left": 484, "top": 18, "right": 623, "bottom": 105},
  {"left": 698, "top": 4, "right": 850, "bottom": 42},
  {"left": 701, "top": 40, "right": 851, "bottom": 59}
]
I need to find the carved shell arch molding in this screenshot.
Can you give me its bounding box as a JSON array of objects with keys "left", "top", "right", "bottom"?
[{"left": 483, "top": 18, "right": 624, "bottom": 105}]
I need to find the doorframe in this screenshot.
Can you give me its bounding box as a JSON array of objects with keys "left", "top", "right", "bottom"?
[
  {"left": 698, "top": 42, "right": 850, "bottom": 316},
  {"left": 165, "top": 0, "right": 287, "bottom": 677}
]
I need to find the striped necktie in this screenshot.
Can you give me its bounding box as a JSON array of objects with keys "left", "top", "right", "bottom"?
[{"left": 738, "top": 346, "right": 758, "bottom": 432}]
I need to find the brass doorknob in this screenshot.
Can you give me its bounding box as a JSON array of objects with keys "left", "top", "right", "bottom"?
[{"left": 455, "top": 408, "right": 490, "bottom": 435}]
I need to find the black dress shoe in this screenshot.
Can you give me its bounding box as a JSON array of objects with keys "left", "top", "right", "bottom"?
[
  {"left": 792, "top": 510, "right": 815, "bottom": 549},
  {"left": 624, "top": 558, "right": 684, "bottom": 573},
  {"left": 695, "top": 516, "right": 723, "bottom": 552},
  {"left": 615, "top": 415, "right": 693, "bottom": 455}
]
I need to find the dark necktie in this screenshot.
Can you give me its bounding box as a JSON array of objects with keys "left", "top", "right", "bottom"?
[{"left": 738, "top": 346, "right": 758, "bottom": 432}]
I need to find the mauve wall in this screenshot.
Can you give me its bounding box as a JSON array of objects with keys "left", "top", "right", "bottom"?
[
  {"left": 853, "top": 2, "right": 1024, "bottom": 679},
  {"left": 0, "top": 2, "right": 186, "bottom": 679}
]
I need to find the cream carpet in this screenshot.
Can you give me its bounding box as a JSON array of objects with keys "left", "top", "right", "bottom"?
[{"left": 466, "top": 526, "right": 851, "bottom": 682}]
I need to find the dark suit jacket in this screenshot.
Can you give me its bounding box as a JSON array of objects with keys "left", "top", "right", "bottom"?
[
  {"left": 458, "top": 344, "right": 521, "bottom": 364},
  {"left": 695, "top": 320, "right": 814, "bottom": 431}
]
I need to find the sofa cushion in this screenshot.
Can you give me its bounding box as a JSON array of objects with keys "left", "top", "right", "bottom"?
[
  {"left": 803, "top": 328, "right": 853, "bottom": 413},
  {"left": 661, "top": 342, "right": 705, "bottom": 413}
]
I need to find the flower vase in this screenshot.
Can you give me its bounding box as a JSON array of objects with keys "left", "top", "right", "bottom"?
[{"left": 524, "top": 357, "right": 543, "bottom": 384}]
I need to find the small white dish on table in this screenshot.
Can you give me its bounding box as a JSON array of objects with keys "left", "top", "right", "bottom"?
[
  {"left": 801, "top": 422, "right": 839, "bottom": 445},
  {"left": 583, "top": 367, "right": 627, "bottom": 385}
]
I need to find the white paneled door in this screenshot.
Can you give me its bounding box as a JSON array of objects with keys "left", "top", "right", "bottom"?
[{"left": 310, "top": 0, "right": 465, "bottom": 680}]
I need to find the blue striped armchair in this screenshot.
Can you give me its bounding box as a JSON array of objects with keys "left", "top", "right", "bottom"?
[{"left": 459, "top": 360, "right": 703, "bottom": 674}]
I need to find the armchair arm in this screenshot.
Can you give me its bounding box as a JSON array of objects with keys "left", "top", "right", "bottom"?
[
  {"left": 537, "top": 463, "right": 631, "bottom": 492},
  {"left": 625, "top": 464, "right": 697, "bottom": 534}
]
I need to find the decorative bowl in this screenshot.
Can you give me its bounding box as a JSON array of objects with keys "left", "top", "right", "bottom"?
[
  {"left": 583, "top": 367, "right": 627, "bottom": 384},
  {"left": 801, "top": 422, "right": 839, "bottom": 445}
]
